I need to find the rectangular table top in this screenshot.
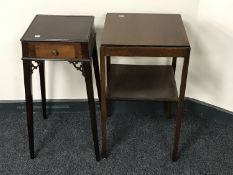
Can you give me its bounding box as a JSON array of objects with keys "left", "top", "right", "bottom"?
[
  {"left": 101, "top": 13, "right": 190, "bottom": 47},
  {"left": 21, "top": 15, "right": 94, "bottom": 43}
]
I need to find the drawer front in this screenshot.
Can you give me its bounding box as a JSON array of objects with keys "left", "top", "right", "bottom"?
[{"left": 29, "top": 43, "right": 82, "bottom": 59}]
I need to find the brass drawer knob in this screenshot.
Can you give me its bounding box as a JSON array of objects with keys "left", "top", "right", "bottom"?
[{"left": 51, "top": 49, "right": 59, "bottom": 56}]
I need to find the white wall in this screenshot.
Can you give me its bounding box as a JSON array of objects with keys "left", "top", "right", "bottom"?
[
  {"left": 187, "top": 0, "right": 233, "bottom": 111},
  {"left": 0, "top": 0, "right": 232, "bottom": 112}
]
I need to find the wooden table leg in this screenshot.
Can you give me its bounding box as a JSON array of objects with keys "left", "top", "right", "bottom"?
[
  {"left": 172, "top": 57, "right": 177, "bottom": 73},
  {"left": 83, "top": 61, "right": 100, "bottom": 161},
  {"left": 106, "top": 56, "right": 112, "bottom": 117},
  {"left": 23, "top": 60, "right": 34, "bottom": 159},
  {"left": 92, "top": 39, "right": 101, "bottom": 104},
  {"left": 164, "top": 57, "right": 177, "bottom": 119},
  {"left": 172, "top": 51, "right": 190, "bottom": 161},
  {"left": 100, "top": 47, "right": 107, "bottom": 158},
  {"left": 39, "top": 61, "right": 47, "bottom": 119}
]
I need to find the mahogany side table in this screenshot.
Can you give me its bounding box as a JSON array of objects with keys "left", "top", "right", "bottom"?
[
  {"left": 21, "top": 15, "right": 101, "bottom": 161},
  {"left": 100, "top": 13, "right": 190, "bottom": 161}
]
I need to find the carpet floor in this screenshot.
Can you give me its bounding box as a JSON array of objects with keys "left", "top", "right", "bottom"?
[{"left": 1, "top": 108, "right": 233, "bottom": 175}]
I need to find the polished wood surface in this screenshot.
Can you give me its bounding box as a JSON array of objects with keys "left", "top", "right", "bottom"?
[
  {"left": 108, "top": 64, "right": 178, "bottom": 101},
  {"left": 34, "top": 43, "right": 77, "bottom": 59},
  {"left": 102, "top": 46, "right": 187, "bottom": 57},
  {"left": 101, "top": 13, "right": 190, "bottom": 47},
  {"left": 21, "top": 15, "right": 94, "bottom": 42},
  {"left": 21, "top": 15, "right": 100, "bottom": 161},
  {"left": 100, "top": 13, "right": 191, "bottom": 161}
]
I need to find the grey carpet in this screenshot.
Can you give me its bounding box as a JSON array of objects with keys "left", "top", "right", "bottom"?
[{"left": 1, "top": 108, "right": 233, "bottom": 175}]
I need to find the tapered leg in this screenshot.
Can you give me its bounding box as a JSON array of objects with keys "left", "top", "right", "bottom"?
[
  {"left": 83, "top": 61, "right": 100, "bottom": 161},
  {"left": 39, "top": 61, "right": 47, "bottom": 119},
  {"left": 172, "top": 51, "right": 190, "bottom": 161},
  {"left": 106, "top": 56, "right": 112, "bottom": 117},
  {"left": 23, "top": 60, "right": 34, "bottom": 159},
  {"left": 92, "top": 40, "right": 101, "bottom": 104},
  {"left": 100, "top": 47, "right": 107, "bottom": 158}
]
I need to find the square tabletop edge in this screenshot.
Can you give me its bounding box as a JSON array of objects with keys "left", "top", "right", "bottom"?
[
  {"left": 21, "top": 15, "right": 94, "bottom": 42},
  {"left": 101, "top": 13, "right": 190, "bottom": 47}
]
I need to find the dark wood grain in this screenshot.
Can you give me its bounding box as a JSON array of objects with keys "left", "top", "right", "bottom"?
[
  {"left": 21, "top": 15, "right": 94, "bottom": 42},
  {"left": 104, "top": 46, "right": 187, "bottom": 57},
  {"left": 108, "top": 64, "right": 178, "bottom": 101},
  {"left": 172, "top": 49, "right": 190, "bottom": 161},
  {"left": 39, "top": 61, "right": 47, "bottom": 119},
  {"left": 35, "top": 43, "right": 76, "bottom": 59},
  {"left": 165, "top": 56, "right": 178, "bottom": 118},
  {"left": 100, "top": 47, "right": 107, "bottom": 158},
  {"left": 24, "top": 42, "right": 82, "bottom": 60},
  {"left": 100, "top": 13, "right": 191, "bottom": 160},
  {"left": 23, "top": 60, "right": 34, "bottom": 159},
  {"left": 83, "top": 61, "right": 100, "bottom": 161},
  {"left": 21, "top": 15, "right": 100, "bottom": 161},
  {"left": 106, "top": 56, "right": 112, "bottom": 117},
  {"left": 172, "top": 57, "right": 177, "bottom": 73},
  {"left": 92, "top": 39, "right": 101, "bottom": 106},
  {"left": 102, "top": 13, "right": 190, "bottom": 47}
]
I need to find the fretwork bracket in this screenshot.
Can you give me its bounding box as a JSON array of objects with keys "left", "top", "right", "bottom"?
[
  {"left": 69, "top": 61, "right": 84, "bottom": 76},
  {"left": 31, "top": 61, "right": 41, "bottom": 74}
]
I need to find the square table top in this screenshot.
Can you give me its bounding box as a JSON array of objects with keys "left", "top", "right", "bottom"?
[
  {"left": 101, "top": 13, "right": 190, "bottom": 47},
  {"left": 21, "top": 15, "right": 94, "bottom": 42}
]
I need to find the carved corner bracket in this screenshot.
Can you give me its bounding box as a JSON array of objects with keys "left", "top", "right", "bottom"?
[
  {"left": 31, "top": 61, "right": 41, "bottom": 74},
  {"left": 69, "top": 61, "right": 84, "bottom": 76}
]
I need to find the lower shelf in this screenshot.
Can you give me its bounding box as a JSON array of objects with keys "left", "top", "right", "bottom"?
[{"left": 107, "top": 64, "right": 178, "bottom": 101}]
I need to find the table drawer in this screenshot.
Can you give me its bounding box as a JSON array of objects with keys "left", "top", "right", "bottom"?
[{"left": 28, "top": 42, "right": 82, "bottom": 59}]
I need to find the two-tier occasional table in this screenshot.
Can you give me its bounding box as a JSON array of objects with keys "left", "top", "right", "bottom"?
[
  {"left": 100, "top": 13, "right": 190, "bottom": 161},
  {"left": 21, "top": 15, "right": 101, "bottom": 161}
]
